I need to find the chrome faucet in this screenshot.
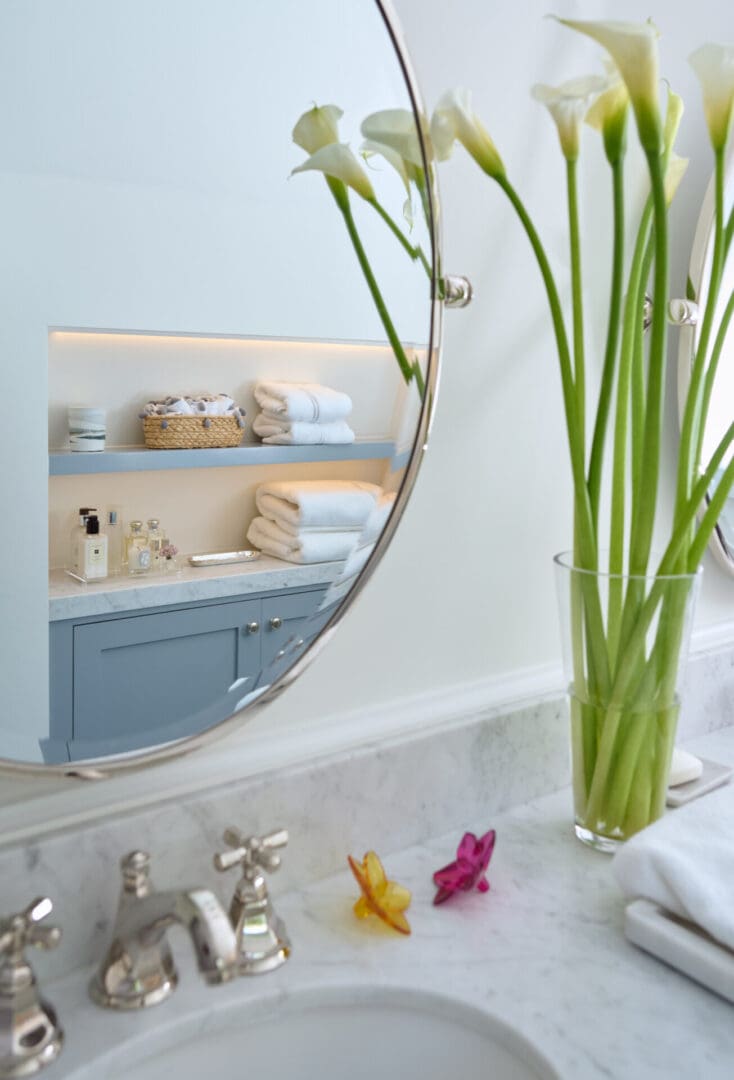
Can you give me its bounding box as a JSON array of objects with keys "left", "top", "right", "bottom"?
[
  {"left": 214, "top": 828, "right": 291, "bottom": 974},
  {"left": 90, "top": 851, "right": 239, "bottom": 1009},
  {"left": 0, "top": 897, "right": 63, "bottom": 1078}
]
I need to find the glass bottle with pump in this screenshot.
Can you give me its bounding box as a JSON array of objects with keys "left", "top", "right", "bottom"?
[
  {"left": 74, "top": 514, "right": 108, "bottom": 581},
  {"left": 125, "top": 520, "right": 151, "bottom": 576},
  {"left": 69, "top": 507, "right": 95, "bottom": 571}
]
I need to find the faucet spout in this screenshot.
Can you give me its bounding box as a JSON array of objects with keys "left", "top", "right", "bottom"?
[{"left": 90, "top": 853, "right": 239, "bottom": 1010}]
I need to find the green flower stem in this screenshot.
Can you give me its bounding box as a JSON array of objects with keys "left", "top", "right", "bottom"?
[
  {"left": 588, "top": 157, "right": 625, "bottom": 529},
  {"left": 495, "top": 172, "right": 609, "bottom": 695},
  {"left": 327, "top": 177, "right": 423, "bottom": 395},
  {"left": 607, "top": 202, "right": 653, "bottom": 662},
  {"left": 368, "top": 198, "right": 432, "bottom": 277},
  {"left": 694, "top": 285, "right": 734, "bottom": 477},
  {"left": 629, "top": 150, "right": 669, "bottom": 578},
  {"left": 675, "top": 147, "right": 726, "bottom": 527},
  {"left": 567, "top": 159, "right": 586, "bottom": 445},
  {"left": 631, "top": 237, "right": 654, "bottom": 519}
]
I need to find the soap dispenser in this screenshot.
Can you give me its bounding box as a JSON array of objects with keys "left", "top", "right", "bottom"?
[{"left": 74, "top": 514, "right": 108, "bottom": 581}]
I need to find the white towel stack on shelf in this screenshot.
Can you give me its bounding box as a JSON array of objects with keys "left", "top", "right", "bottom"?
[
  {"left": 252, "top": 381, "right": 355, "bottom": 445},
  {"left": 246, "top": 480, "right": 382, "bottom": 564}
]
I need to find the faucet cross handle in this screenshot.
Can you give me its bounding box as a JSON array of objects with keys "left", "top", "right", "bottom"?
[
  {"left": 0, "top": 898, "right": 62, "bottom": 965},
  {"left": 214, "top": 828, "right": 289, "bottom": 877}
]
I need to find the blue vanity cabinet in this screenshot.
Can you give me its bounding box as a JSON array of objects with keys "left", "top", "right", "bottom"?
[{"left": 48, "top": 585, "right": 327, "bottom": 761}]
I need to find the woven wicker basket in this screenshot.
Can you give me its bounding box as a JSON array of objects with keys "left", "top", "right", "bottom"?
[{"left": 143, "top": 415, "right": 244, "bottom": 450}]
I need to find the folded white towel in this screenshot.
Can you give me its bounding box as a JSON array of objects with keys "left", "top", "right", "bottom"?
[
  {"left": 246, "top": 516, "right": 359, "bottom": 564},
  {"left": 255, "top": 480, "right": 381, "bottom": 530},
  {"left": 252, "top": 412, "right": 355, "bottom": 445},
  {"left": 613, "top": 779, "right": 734, "bottom": 951},
  {"left": 254, "top": 381, "right": 352, "bottom": 423}
]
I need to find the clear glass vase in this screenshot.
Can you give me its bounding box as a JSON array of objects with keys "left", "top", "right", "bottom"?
[{"left": 554, "top": 552, "right": 701, "bottom": 853}]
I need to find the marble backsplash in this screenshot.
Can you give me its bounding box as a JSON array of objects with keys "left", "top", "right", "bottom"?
[{"left": 0, "top": 629, "right": 732, "bottom": 983}]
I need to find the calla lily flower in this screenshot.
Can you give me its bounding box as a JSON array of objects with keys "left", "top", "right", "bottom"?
[
  {"left": 431, "top": 88, "right": 505, "bottom": 179},
  {"left": 689, "top": 44, "right": 734, "bottom": 152},
  {"left": 532, "top": 75, "right": 608, "bottom": 161},
  {"left": 585, "top": 62, "right": 629, "bottom": 163},
  {"left": 292, "top": 104, "right": 343, "bottom": 154},
  {"left": 664, "top": 153, "right": 689, "bottom": 205},
  {"left": 291, "top": 143, "right": 375, "bottom": 202},
  {"left": 361, "top": 138, "right": 415, "bottom": 225},
  {"left": 663, "top": 86, "right": 684, "bottom": 155},
  {"left": 554, "top": 18, "right": 662, "bottom": 154},
  {"left": 360, "top": 108, "right": 433, "bottom": 168}
]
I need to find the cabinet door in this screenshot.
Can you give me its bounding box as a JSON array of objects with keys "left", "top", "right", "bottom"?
[
  {"left": 258, "top": 588, "right": 327, "bottom": 688},
  {"left": 71, "top": 598, "right": 261, "bottom": 756}
]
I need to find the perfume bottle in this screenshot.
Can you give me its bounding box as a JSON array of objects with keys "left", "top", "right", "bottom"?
[
  {"left": 74, "top": 514, "right": 108, "bottom": 581},
  {"left": 146, "top": 518, "right": 164, "bottom": 570},
  {"left": 106, "top": 508, "right": 124, "bottom": 575},
  {"left": 125, "top": 520, "right": 151, "bottom": 576}
]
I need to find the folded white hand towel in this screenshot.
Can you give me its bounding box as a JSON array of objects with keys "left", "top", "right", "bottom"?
[
  {"left": 255, "top": 480, "right": 381, "bottom": 529},
  {"left": 252, "top": 412, "right": 355, "bottom": 445},
  {"left": 613, "top": 779, "right": 734, "bottom": 950},
  {"left": 246, "top": 516, "right": 359, "bottom": 564},
  {"left": 254, "top": 381, "right": 352, "bottom": 423}
]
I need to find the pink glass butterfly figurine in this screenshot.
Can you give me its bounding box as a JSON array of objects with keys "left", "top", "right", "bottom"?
[{"left": 432, "top": 829, "right": 496, "bottom": 905}]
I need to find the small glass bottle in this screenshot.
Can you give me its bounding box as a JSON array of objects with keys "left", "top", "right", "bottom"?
[
  {"left": 146, "top": 518, "right": 164, "bottom": 571},
  {"left": 105, "top": 508, "right": 124, "bottom": 575},
  {"left": 125, "top": 520, "right": 151, "bottom": 576}
]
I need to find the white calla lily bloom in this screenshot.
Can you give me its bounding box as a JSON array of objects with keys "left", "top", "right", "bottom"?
[
  {"left": 532, "top": 75, "right": 608, "bottom": 160},
  {"left": 555, "top": 18, "right": 662, "bottom": 153},
  {"left": 360, "top": 109, "right": 430, "bottom": 168},
  {"left": 361, "top": 137, "right": 412, "bottom": 192},
  {"left": 585, "top": 61, "right": 629, "bottom": 162},
  {"left": 431, "top": 88, "right": 505, "bottom": 178},
  {"left": 689, "top": 44, "right": 734, "bottom": 151},
  {"left": 664, "top": 154, "right": 689, "bottom": 206},
  {"left": 291, "top": 143, "right": 375, "bottom": 202},
  {"left": 292, "top": 104, "right": 343, "bottom": 154}
]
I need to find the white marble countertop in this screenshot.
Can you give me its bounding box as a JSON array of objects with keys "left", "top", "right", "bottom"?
[
  {"left": 39, "top": 726, "right": 734, "bottom": 1079},
  {"left": 48, "top": 557, "right": 341, "bottom": 621}
]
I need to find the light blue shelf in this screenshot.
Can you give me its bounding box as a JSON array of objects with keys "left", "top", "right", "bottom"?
[{"left": 48, "top": 439, "right": 396, "bottom": 476}]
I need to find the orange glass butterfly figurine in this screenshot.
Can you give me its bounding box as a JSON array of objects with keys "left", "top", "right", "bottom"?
[{"left": 348, "top": 850, "right": 412, "bottom": 935}]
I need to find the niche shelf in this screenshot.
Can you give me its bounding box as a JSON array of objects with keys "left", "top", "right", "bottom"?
[{"left": 48, "top": 438, "right": 397, "bottom": 476}]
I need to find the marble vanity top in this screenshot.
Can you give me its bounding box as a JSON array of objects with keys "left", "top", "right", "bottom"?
[
  {"left": 48, "top": 557, "right": 341, "bottom": 621},
  {"left": 37, "top": 725, "right": 734, "bottom": 1079}
]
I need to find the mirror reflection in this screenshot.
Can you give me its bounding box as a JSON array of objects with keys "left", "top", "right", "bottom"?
[
  {"left": 685, "top": 147, "right": 734, "bottom": 568},
  {"left": 0, "top": 0, "right": 435, "bottom": 765}
]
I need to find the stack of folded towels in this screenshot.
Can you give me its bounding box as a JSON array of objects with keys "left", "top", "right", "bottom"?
[
  {"left": 246, "top": 480, "right": 382, "bottom": 564},
  {"left": 252, "top": 381, "right": 355, "bottom": 445}
]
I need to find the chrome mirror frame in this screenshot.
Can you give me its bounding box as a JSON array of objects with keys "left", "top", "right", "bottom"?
[{"left": 0, "top": 0, "right": 449, "bottom": 779}]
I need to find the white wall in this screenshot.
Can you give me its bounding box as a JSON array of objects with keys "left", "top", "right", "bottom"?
[
  {"left": 3, "top": 0, "right": 734, "bottom": 817},
  {"left": 249, "top": 0, "right": 734, "bottom": 729}
]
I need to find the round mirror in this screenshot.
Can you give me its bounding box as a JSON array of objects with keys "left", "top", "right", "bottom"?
[
  {"left": 680, "top": 145, "right": 734, "bottom": 572},
  {"left": 0, "top": 0, "right": 440, "bottom": 772}
]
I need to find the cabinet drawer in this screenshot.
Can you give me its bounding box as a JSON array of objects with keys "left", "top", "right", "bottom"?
[{"left": 72, "top": 599, "right": 261, "bottom": 743}]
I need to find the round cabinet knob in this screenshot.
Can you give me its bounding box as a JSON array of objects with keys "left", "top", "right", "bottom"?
[
  {"left": 269, "top": 616, "right": 283, "bottom": 630},
  {"left": 245, "top": 621, "right": 260, "bottom": 635}
]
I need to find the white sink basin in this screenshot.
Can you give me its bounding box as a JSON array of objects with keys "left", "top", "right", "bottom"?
[{"left": 82, "top": 985, "right": 561, "bottom": 1080}]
